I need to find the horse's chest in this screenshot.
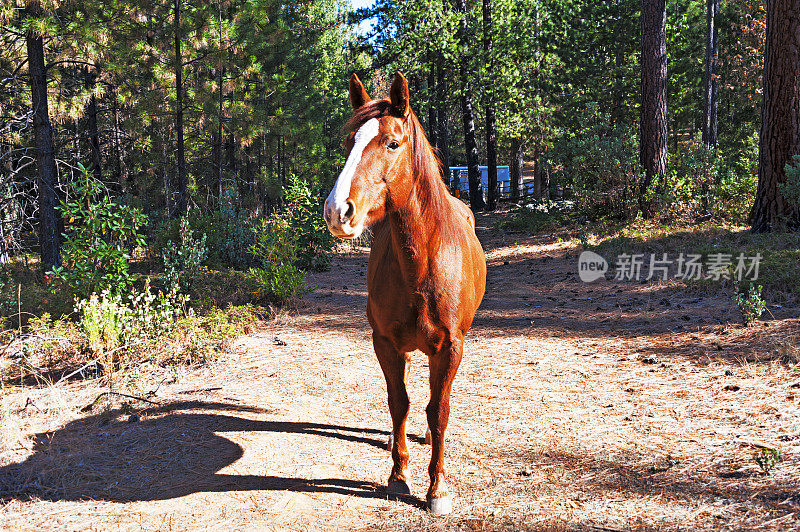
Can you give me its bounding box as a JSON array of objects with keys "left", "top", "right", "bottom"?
[
  {"left": 366, "top": 257, "right": 415, "bottom": 319},
  {"left": 365, "top": 251, "right": 431, "bottom": 348}
]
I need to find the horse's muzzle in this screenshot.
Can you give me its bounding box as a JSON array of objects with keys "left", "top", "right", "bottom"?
[{"left": 323, "top": 198, "right": 360, "bottom": 239}]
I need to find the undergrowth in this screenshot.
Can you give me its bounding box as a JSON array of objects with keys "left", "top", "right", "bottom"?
[
  {"left": 0, "top": 257, "right": 275, "bottom": 389},
  {"left": 584, "top": 221, "right": 800, "bottom": 301},
  {"left": 1, "top": 302, "right": 271, "bottom": 388}
]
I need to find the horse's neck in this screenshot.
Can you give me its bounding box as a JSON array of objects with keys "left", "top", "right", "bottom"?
[{"left": 387, "top": 178, "right": 449, "bottom": 282}]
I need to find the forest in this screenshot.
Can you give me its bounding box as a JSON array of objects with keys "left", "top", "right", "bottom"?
[
  {"left": 0, "top": 0, "right": 796, "bottom": 283},
  {"left": 0, "top": 0, "right": 799, "bottom": 529}
]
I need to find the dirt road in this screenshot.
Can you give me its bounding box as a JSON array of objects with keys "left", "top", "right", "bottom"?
[{"left": 2, "top": 215, "right": 799, "bottom": 530}]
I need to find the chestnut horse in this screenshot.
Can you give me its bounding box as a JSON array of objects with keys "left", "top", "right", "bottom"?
[{"left": 323, "top": 72, "right": 486, "bottom": 515}]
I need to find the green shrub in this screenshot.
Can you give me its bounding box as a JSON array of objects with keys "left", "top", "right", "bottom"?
[
  {"left": 153, "top": 188, "right": 256, "bottom": 269},
  {"left": 284, "top": 175, "right": 335, "bottom": 271},
  {"left": 161, "top": 216, "right": 208, "bottom": 292},
  {"left": 778, "top": 155, "right": 800, "bottom": 209},
  {"left": 664, "top": 139, "right": 715, "bottom": 215},
  {"left": 247, "top": 213, "right": 310, "bottom": 303},
  {"left": 211, "top": 187, "right": 258, "bottom": 268},
  {"left": 755, "top": 447, "right": 782, "bottom": 474},
  {"left": 733, "top": 284, "right": 766, "bottom": 326},
  {"left": 0, "top": 266, "right": 16, "bottom": 318},
  {"left": 501, "top": 200, "right": 572, "bottom": 233},
  {"left": 551, "top": 103, "right": 641, "bottom": 220},
  {"left": 76, "top": 286, "right": 192, "bottom": 355},
  {"left": 77, "top": 291, "right": 128, "bottom": 354},
  {"left": 50, "top": 164, "right": 148, "bottom": 297}
]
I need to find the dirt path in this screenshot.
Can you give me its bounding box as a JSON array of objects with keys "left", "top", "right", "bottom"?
[{"left": 2, "top": 215, "right": 799, "bottom": 530}]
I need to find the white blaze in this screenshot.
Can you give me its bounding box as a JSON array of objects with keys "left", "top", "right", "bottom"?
[{"left": 326, "top": 118, "right": 380, "bottom": 221}]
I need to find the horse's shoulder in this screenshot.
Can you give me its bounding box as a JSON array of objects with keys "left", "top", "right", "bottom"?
[{"left": 447, "top": 195, "right": 475, "bottom": 230}]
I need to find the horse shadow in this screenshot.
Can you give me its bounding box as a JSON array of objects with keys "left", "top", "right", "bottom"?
[{"left": 0, "top": 400, "right": 424, "bottom": 509}]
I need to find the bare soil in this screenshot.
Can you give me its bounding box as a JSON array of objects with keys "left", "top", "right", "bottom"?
[{"left": 1, "top": 211, "right": 799, "bottom": 531}]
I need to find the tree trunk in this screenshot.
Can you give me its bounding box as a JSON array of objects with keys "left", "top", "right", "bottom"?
[
  {"left": 216, "top": 2, "right": 225, "bottom": 203},
  {"left": 227, "top": 132, "right": 236, "bottom": 194},
  {"left": 611, "top": 0, "right": 625, "bottom": 126},
  {"left": 174, "top": 0, "right": 188, "bottom": 215},
  {"left": 483, "top": 0, "right": 498, "bottom": 210},
  {"left": 702, "top": 0, "right": 719, "bottom": 150},
  {"left": 436, "top": 54, "right": 451, "bottom": 178},
  {"left": 216, "top": 65, "right": 225, "bottom": 201},
  {"left": 427, "top": 55, "right": 438, "bottom": 151},
  {"left": 750, "top": 0, "right": 800, "bottom": 232},
  {"left": 84, "top": 69, "right": 103, "bottom": 183},
  {"left": 639, "top": 0, "right": 668, "bottom": 217},
  {"left": 163, "top": 140, "right": 170, "bottom": 216},
  {"left": 541, "top": 165, "right": 550, "bottom": 200},
  {"left": 25, "top": 1, "right": 62, "bottom": 268},
  {"left": 455, "top": 0, "right": 483, "bottom": 211},
  {"left": 110, "top": 89, "right": 125, "bottom": 192},
  {"left": 509, "top": 138, "right": 524, "bottom": 201}
]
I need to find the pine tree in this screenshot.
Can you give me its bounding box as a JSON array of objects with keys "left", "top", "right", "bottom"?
[
  {"left": 639, "top": 0, "right": 668, "bottom": 216},
  {"left": 455, "top": 0, "right": 483, "bottom": 211},
  {"left": 482, "top": 0, "right": 498, "bottom": 210},
  {"left": 25, "top": 1, "right": 62, "bottom": 268},
  {"left": 750, "top": 0, "right": 800, "bottom": 232}
]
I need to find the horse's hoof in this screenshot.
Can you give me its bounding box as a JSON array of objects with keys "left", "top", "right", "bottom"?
[
  {"left": 428, "top": 496, "right": 453, "bottom": 516},
  {"left": 387, "top": 479, "right": 411, "bottom": 496},
  {"left": 424, "top": 429, "right": 432, "bottom": 445}
]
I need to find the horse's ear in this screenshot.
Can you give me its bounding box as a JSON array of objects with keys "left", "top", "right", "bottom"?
[
  {"left": 349, "top": 73, "right": 371, "bottom": 110},
  {"left": 389, "top": 71, "right": 409, "bottom": 117}
]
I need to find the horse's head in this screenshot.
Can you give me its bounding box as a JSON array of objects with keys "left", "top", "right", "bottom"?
[{"left": 324, "top": 72, "right": 423, "bottom": 239}]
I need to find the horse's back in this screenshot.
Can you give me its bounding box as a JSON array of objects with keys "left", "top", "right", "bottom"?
[{"left": 448, "top": 195, "right": 476, "bottom": 230}]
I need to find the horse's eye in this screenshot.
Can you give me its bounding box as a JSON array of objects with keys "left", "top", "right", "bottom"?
[{"left": 387, "top": 141, "right": 400, "bottom": 151}]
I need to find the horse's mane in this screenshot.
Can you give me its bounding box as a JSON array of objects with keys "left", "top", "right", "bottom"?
[{"left": 347, "top": 100, "right": 457, "bottom": 245}]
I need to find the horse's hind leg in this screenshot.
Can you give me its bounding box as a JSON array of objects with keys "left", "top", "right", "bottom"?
[
  {"left": 425, "top": 336, "right": 463, "bottom": 516},
  {"left": 373, "top": 333, "right": 411, "bottom": 495}
]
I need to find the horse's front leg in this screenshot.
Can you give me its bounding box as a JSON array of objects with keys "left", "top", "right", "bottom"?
[
  {"left": 426, "top": 336, "right": 463, "bottom": 516},
  {"left": 373, "top": 333, "right": 411, "bottom": 495}
]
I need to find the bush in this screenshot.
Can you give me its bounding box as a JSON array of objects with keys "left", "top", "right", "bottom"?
[
  {"left": 76, "top": 286, "right": 192, "bottom": 355},
  {"left": 77, "top": 291, "right": 128, "bottom": 355},
  {"left": 713, "top": 132, "right": 759, "bottom": 224},
  {"left": 247, "top": 213, "right": 310, "bottom": 303},
  {"left": 157, "top": 188, "right": 258, "bottom": 269},
  {"left": 733, "top": 284, "right": 766, "bottom": 326},
  {"left": 663, "top": 137, "right": 758, "bottom": 224},
  {"left": 778, "top": 155, "right": 800, "bottom": 209},
  {"left": 550, "top": 103, "right": 641, "bottom": 220},
  {"left": 501, "top": 200, "right": 572, "bottom": 233},
  {"left": 161, "top": 216, "right": 208, "bottom": 292},
  {"left": 209, "top": 187, "right": 258, "bottom": 268},
  {"left": 284, "top": 175, "right": 335, "bottom": 271},
  {"left": 50, "top": 164, "right": 148, "bottom": 297},
  {"left": 0, "top": 266, "right": 16, "bottom": 318}
]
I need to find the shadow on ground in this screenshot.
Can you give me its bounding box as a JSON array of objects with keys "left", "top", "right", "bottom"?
[{"left": 0, "top": 400, "right": 424, "bottom": 509}]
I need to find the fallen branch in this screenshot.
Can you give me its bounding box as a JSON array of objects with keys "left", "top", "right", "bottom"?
[
  {"left": 53, "top": 340, "right": 147, "bottom": 386},
  {"left": 100, "top": 391, "right": 160, "bottom": 405},
  {"left": 81, "top": 390, "right": 161, "bottom": 413}
]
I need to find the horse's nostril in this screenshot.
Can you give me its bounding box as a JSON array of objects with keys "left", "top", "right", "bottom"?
[{"left": 342, "top": 200, "right": 356, "bottom": 223}]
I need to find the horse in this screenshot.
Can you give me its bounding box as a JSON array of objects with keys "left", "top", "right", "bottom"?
[{"left": 323, "top": 72, "right": 486, "bottom": 516}]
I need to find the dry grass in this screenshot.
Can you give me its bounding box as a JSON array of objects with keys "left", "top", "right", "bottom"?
[{"left": 1, "top": 211, "right": 798, "bottom": 530}]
